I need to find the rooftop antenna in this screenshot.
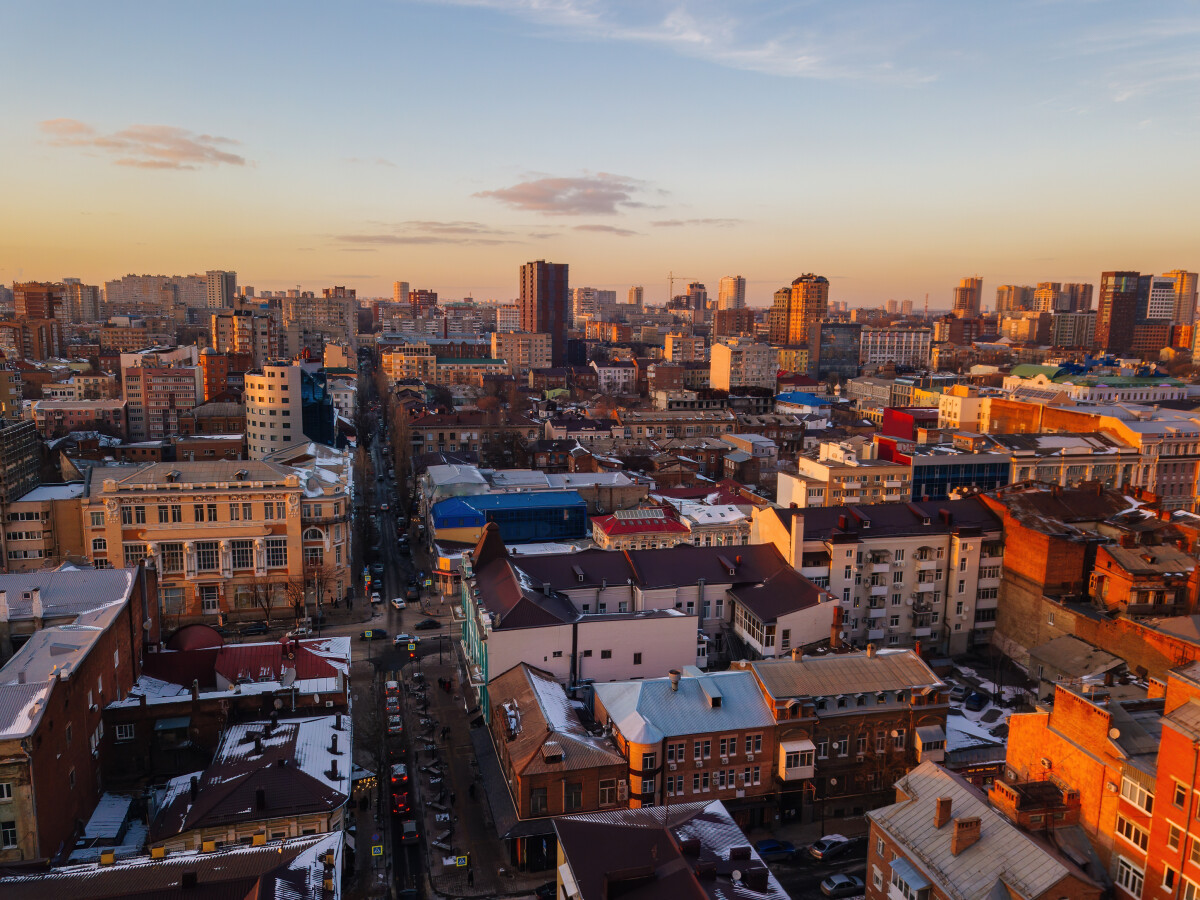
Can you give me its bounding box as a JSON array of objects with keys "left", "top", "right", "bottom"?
[{"left": 924, "top": 293, "right": 929, "bottom": 319}]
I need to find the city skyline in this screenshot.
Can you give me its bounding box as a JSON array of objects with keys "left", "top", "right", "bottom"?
[{"left": 3, "top": 2, "right": 1199, "bottom": 304}]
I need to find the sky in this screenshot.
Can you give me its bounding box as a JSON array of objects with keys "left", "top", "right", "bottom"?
[{"left": 3, "top": 1, "right": 1199, "bottom": 307}]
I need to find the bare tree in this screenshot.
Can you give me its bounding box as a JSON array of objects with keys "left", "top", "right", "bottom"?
[{"left": 247, "top": 572, "right": 280, "bottom": 625}]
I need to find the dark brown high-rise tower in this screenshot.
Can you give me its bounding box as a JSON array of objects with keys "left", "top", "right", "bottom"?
[{"left": 520, "top": 260, "right": 569, "bottom": 366}]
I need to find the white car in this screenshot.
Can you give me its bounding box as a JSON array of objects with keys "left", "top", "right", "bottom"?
[
  {"left": 391, "top": 597, "right": 406, "bottom": 610},
  {"left": 371, "top": 592, "right": 382, "bottom": 605}
]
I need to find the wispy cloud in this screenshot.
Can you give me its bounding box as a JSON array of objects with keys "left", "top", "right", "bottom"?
[
  {"left": 476, "top": 173, "right": 650, "bottom": 215},
  {"left": 40, "top": 118, "right": 246, "bottom": 169},
  {"left": 651, "top": 217, "right": 740, "bottom": 228},
  {"left": 346, "top": 156, "right": 398, "bottom": 168},
  {"left": 334, "top": 220, "right": 517, "bottom": 246},
  {"left": 573, "top": 224, "right": 638, "bottom": 236},
  {"left": 413, "top": 0, "right": 932, "bottom": 83}
]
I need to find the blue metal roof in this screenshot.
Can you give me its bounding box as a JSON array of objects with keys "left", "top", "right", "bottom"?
[{"left": 461, "top": 490, "right": 586, "bottom": 511}]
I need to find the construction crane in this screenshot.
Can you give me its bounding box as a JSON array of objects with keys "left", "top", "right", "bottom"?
[{"left": 667, "top": 271, "right": 699, "bottom": 304}]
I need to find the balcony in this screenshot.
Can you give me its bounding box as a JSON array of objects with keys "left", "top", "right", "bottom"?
[
  {"left": 884, "top": 479, "right": 903, "bottom": 488},
  {"left": 917, "top": 559, "right": 938, "bottom": 571},
  {"left": 869, "top": 606, "right": 887, "bottom": 619},
  {"left": 871, "top": 563, "right": 890, "bottom": 574},
  {"left": 915, "top": 582, "right": 936, "bottom": 593},
  {"left": 870, "top": 584, "right": 888, "bottom": 596},
  {"left": 778, "top": 739, "right": 816, "bottom": 782},
  {"left": 913, "top": 626, "right": 932, "bottom": 637},
  {"left": 868, "top": 627, "right": 886, "bottom": 640}
]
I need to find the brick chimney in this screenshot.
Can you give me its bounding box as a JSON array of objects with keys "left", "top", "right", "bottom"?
[
  {"left": 830, "top": 606, "right": 843, "bottom": 650},
  {"left": 934, "top": 796, "right": 952, "bottom": 829},
  {"left": 951, "top": 817, "right": 981, "bottom": 855}
]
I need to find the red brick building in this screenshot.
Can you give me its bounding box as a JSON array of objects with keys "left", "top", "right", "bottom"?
[{"left": 0, "top": 566, "right": 159, "bottom": 862}]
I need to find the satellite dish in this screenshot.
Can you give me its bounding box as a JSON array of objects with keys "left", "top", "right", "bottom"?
[
  {"left": 1109, "top": 727, "right": 1121, "bottom": 740},
  {"left": 829, "top": 777, "right": 838, "bottom": 786},
  {"left": 731, "top": 870, "right": 743, "bottom": 883},
  {"left": 890, "top": 729, "right": 899, "bottom": 738}
]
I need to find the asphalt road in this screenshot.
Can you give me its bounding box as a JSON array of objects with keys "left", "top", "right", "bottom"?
[{"left": 768, "top": 850, "right": 867, "bottom": 899}]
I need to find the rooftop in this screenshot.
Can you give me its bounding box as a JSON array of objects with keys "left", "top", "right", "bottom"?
[
  {"left": 594, "top": 670, "right": 775, "bottom": 745},
  {"left": 749, "top": 649, "right": 942, "bottom": 699}
]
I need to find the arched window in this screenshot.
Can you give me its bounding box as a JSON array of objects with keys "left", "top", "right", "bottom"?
[
  {"left": 303, "top": 528, "right": 323, "bottom": 541},
  {"left": 92, "top": 538, "right": 107, "bottom": 553}
]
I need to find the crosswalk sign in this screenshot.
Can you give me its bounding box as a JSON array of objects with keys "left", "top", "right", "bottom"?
[
  {"left": 456, "top": 856, "right": 468, "bottom": 867},
  {"left": 372, "top": 844, "right": 383, "bottom": 857},
  {"left": 408, "top": 643, "right": 416, "bottom": 651}
]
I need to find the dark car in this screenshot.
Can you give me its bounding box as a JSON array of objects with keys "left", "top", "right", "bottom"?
[
  {"left": 371, "top": 562, "right": 385, "bottom": 576},
  {"left": 754, "top": 839, "right": 797, "bottom": 863},
  {"left": 387, "top": 715, "right": 403, "bottom": 736},
  {"left": 360, "top": 628, "right": 388, "bottom": 641},
  {"left": 534, "top": 883, "right": 557, "bottom": 900},
  {"left": 808, "top": 834, "right": 855, "bottom": 861},
  {"left": 414, "top": 618, "right": 440, "bottom": 631},
  {"left": 405, "top": 586, "right": 420, "bottom": 601},
  {"left": 391, "top": 791, "right": 410, "bottom": 815},
  {"left": 400, "top": 819, "right": 419, "bottom": 844},
  {"left": 239, "top": 622, "right": 268, "bottom": 636},
  {"left": 964, "top": 690, "right": 990, "bottom": 712},
  {"left": 390, "top": 763, "right": 409, "bottom": 785},
  {"left": 821, "top": 874, "right": 865, "bottom": 898},
  {"left": 385, "top": 696, "right": 400, "bottom": 713}
]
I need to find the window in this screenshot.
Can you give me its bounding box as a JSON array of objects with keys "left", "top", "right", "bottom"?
[
  {"left": 120, "top": 506, "right": 132, "bottom": 525},
  {"left": 530, "top": 787, "right": 548, "bottom": 815},
  {"left": 206, "top": 504, "right": 217, "bottom": 522},
  {"left": 0, "top": 783, "right": 10, "bottom": 801},
  {"left": 90, "top": 511, "right": 104, "bottom": 528},
  {"left": 1177, "top": 781, "right": 1189, "bottom": 808},
  {"left": 876, "top": 837, "right": 884, "bottom": 857},
  {"left": 91, "top": 537, "right": 107, "bottom": 554},
  {"left": 157, "top": 505, "right": 169, "bottom": 524},
  {"left": 893, "top": 729, "right": 906, "bottom": 749},
  {"left": 229, "top": 503, "right": 241, "bottom": 521},
  {"left": 123, "top": 542, "right": 146, "bottom": 568},
  {"left": 1116, "top": 815, "right": 1149, "bottom": 851},
  {"left": 0, "top": 820, "right": 15, "bottom": 849},
  {"left": 564, "top": 782, "right": 583, "bottom": 812},
  {"left": 600, "top": 649, "right": 612, "bottom": 659},
  {"left": 1184, "top": 877, "right": 1200, "bottom": 900},
  {"left": 1163, "top": 867, "right": 1177, "bottom": 891},
  {"left": 266, "top": 538, "right": 288, "bottom": 568},
  {"left": 196, "top": 541, "right": 220, "bottom": 571},
  {"left": 599, "top": 779, "right": 616, "bottom": 806},
  {"left": 872, "top": 869, "right": 883, "bottom": 890},
  {"left": 242, "top": 502, "right": 253, "bottom": 520},
  {"left": 1170, "top": 824, "right": 1183, "bottom": 850},
  {"left": 171, "top": 504, "right": 182, "bottom": 523},
  {"left": 1121, "top": 777, "right": 1154, "bottom": 814},
  {"left": 231, "top": 540, "right": 254, "bottom": 570},
  {"left": 1115, "top": 857, "right": 1144, "bottom": 898},
  {"left": 160, "top": 542, "right": 184, "bottom": 573},
  {"left": 817, "top": 739, "right": 828, "bottom": 759},
  {"left": 633, "top": 652, "right": 642, "bottom": 665}
]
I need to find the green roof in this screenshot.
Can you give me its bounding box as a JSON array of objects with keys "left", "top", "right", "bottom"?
[
  {"left": 1009, "top": 364, "right": 1064, "bottom": 379},
  {"left": 1051, "top": 374, "right": 1184, "bottom": 386}
]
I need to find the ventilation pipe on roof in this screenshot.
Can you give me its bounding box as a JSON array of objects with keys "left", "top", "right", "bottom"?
[
  {"left": 669, "top": 669, "right": 681, "bottom": 692},
  {"left": 254, "top": 735, "right": 263, "bottom": 755},
  {"left": 190, "top": 679, "right": 199, "bottom": 702},
  {"left": 866, "top": 643, "right": 877, "bottom": 659},
  {"left": 330, "top": 733, "right": 339, "bottom": 755}
]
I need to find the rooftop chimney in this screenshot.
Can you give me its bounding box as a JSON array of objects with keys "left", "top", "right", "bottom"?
[
  {"left": 330, "top": 733, "right": 339, "bottom": 754},
  {"left": 254, "top": 736, "right": 263, "bottom": 755},
  {"left": 190, "top": 679, "right": 199, "bottom": 702},
  {"left": 951, "top": 817, "right": 981, "bottom": 855},
  {"left": 335, "top": 713, "right": 343, "bottom": 730},
  {"left": 189, "top": 776, "right": 198, "bottom": 800},
  {"left": 669, "top": 669, "right": 681, "bottom": 692},
  {"left": 31, "top": 588, "right": 43, "bottom": 620},
  {"left": 830, "top": 606, "right": 843, "bottom": 650},
  {"left": 934, "top": 796, "right": 952, "bottom": 829},
  {"left": 866, "top": 643, "right": 877, "bottom": 659}
]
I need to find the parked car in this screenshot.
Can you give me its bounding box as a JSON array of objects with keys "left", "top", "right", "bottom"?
[
  {"left": 808, "top": 834, "right": 854, "bottom": 861},
  {"left": 398, "top": 535, "right": 410, "bottom": 548},
  {"left": 393, "top": 633, "right": 418, "bottom": 646},
  {"left": 754, "top": 839, "right": 797, "bottom": 863},
  {"left": 371, "top": 592, "right": 382, "bottom": 605},
  {"left": 385, "top": 696, "right": 400, "bottom": 713},
  {"left": 360, "top": 628, "right": 388, "bottom": 641},
  {"left": 821, "top": 874, "right": 865, "bottom": 898},
  {"left": 387, "top": 715, "right": 404, "bottom": 736},
  {"left": 964, "top": 691, "right": 990, "bottom": 712},
  {"left": 949, "top": 684, "right": 967, "bottom": 702},
  {"left": 400, "top": 819, "right": 419, "bottom": 844},
  {"left": 284, "top": 626, "right": 312, "bottom": 639},
  {"left": 240, "top": 622, "right": 268, "bottom": 636},
  {"left": 414, "top": 618, "right": 440, "bottom": 631},
  {"left": 371, "top": 563, "right": 385, "bottom": 575},
  {"left": 391, "top": 597, "right": 406, "bottom": 610},
  {"left": 390, "top": 763, "right": 409, "bottom": 785},
  {"left": 380, "top": 502, "right": 390, "bottom": 512},
  {"left": 385, "top": 680, "right": 400, "bottom": 697},
  {"left": 405, "top": 586, "right": 420, "bottom": 601}
]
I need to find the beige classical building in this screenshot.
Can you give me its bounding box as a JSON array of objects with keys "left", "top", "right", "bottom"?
[
  {"left": 244, "top": 363, "right": 305, "bottom": 459},
  {"left": 79, "top": 460, "right": 350, "bottom": 624},
  {"left": 780, "top": 441, "right": 911, "bottom": 508},
  {"left": 490, "top": 331, "right": 551, "bottom": 376}
]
